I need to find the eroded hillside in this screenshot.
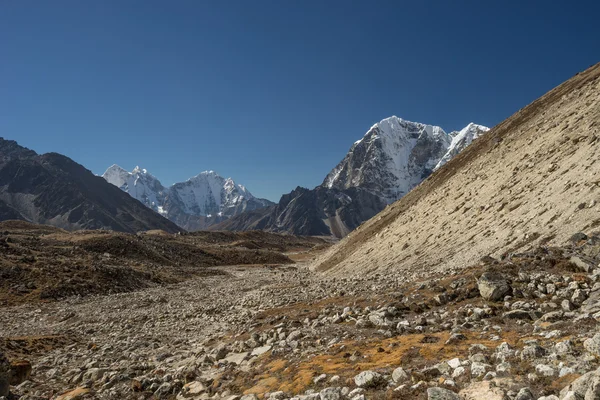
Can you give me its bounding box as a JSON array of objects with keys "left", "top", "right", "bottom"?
[{"left": 315, "top": 63, "right": 600, "bottom": 278}]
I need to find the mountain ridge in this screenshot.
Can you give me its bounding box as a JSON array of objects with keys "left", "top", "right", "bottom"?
[{"left": 103, "top": 165, "right": 274, "bottom": 231}]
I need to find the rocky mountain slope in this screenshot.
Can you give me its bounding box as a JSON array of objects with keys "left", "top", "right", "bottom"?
[
  {"left": 314, "top": 62, "right": 600, "bottom": 276},
  {"left": 215, "top": 119, "right": 487, "bottom": 238},
  {"left": 0, "top": 139, "right": 181, "bottom": 234},
  {"left": 103, "top": 166, "right": 274, "bottom": 231}
]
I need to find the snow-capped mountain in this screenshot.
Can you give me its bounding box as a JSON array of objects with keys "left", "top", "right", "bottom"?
[
  {"left": 216, "top": 116, "right": 489, "bottom": 238},
  {"left": 103, "top": 165, "right": 167, "bottom": 213},
  {"left": 102, "top": 166, "right": 274, "bottom": 230},
  {"left": 323, "top": 116, "right": 489, "bottom": 203},
  {"left": 434, "top": 123, "right": 490, "bottom": 170}
]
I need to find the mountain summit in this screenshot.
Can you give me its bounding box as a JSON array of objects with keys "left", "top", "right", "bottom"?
[
  {"left": 103, "top": 166, "right": 273, "bottom": 231},
  {"left": 323, "top": 117, "right": 489, "bottom": 203}
]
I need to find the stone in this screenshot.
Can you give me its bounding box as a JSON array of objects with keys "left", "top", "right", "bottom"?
[
  {"left": 559, "top": 367, "right": 576, "bottom": 377},
  {"left": 521, "top": 344, "right": 546, "bottom": 360},
  {"left": 559, "top": 366, "right": 600, "bottom": 399},
  {"left": 514, "top": 387, "right": 533, "bottom": 400},
  {"left": 353, "top": 371, "right": 384, "bottom": 388},
  {"left": 182, "top": 381, "right": 206, "bottom": 396},
  {"left": 154, "top": 382, "right": 173, "bottom": 399},
  {"left": 447, "top": 358, "right": 461, "bottom": 369},
  {"left": 224, "top": 352, "right": 249, "bottom": 365},
  {"left": 313, "top": 374, "right": 327, "bottom": 385},
  {"left": 584, "top": 333, "right": 600, "bottom": 356},
  {"left": 570, "top": 256, "right": 595, "bottom": 272},
  {"left": 250, "top": 345, "right": 272, "bottom": 357},
  {"left": 392, "top": 367, "right": 409, "bottom": 383},
  {"left": 319, "top": 387, "right": 341, "bottom": 400},
  {"left": 269, "top": 391, "right": 286, "bottom": 400},
  {"left": 535, "top": 364, "right": 555, "bottom": 377},
  {"left": 426, "top": 387, "right": 460, "bottom": 400},
  {"left": 458, "top": 381, "right": 506, "bottom": 400},
  {"left": 470, "top": 362, "right": 490, "bottom": 378},
  {"left": 582, "top": 289, "right": 600, "bottom": 314},
  {"left": 478, "top": 272, "right": 511, "bottom": 301},
  {"left": 241, "top": 395, "right": 258, "bottom": 400},
  {"left": 82, "top": 367, "right": 107, "bottom": 382},
  {"left": 502, "top": 310, "right": 532, "bottom": 320},
  {"left": 452, "top": 367, "right": 466, "bottom": 378},
  {"left": 555, "top": 340, "right": 574, "bottom": 355}
]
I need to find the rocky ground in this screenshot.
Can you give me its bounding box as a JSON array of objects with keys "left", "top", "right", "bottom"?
[
  {"left": 3, "top": 232, "right": 600, "bottom": 399},
  {"left": 0, "top": 221, "right": 328, "bottom": 306}
]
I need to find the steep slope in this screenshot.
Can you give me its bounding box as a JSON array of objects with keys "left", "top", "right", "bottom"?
[
  {"left": 314, "top": 62, "right": 600, "bottom": 277},
  {"left": 215, "top": 119, "right": 487, "bottom": 238},
  {"left": 103, "top": 166, "right": 274, "bottom": 231},
  {"left": 0, "top": 139, "right": 181, "bottom": 233}
]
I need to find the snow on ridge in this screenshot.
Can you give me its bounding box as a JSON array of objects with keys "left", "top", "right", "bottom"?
[{"left": 102, "top": 165, "right": 268, "bottom": 221}]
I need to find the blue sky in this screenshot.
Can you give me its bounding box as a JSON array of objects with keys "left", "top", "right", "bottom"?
[{"left": 2, "top": 1, "right": 599, "bottom": 201}]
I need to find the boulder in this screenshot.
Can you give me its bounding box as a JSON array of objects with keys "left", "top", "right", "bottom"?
[
  {"left": 584, "top": 333, "right": 600, "bottom": 356},
  {"left": 353, "top": 371, "right": 384, "bottom": 388},
  {"left": 559, "top": 366, "right": 600, "bottom": 399},
  {"left": 478, "top": 272, "right": 511, "bottom": 301},
  {"left": 458, "top": 381, "right": 506, "bottom": 400},
  {"left": 426, "top": 387, "right": 460, "bottom": 400},
  {"left": 392, "top": 367, "right": 409, "bottom": 383},
  {"left": 319, "top": 387, "right": 341, "bottom": 400},
  {"left": 251, "top": 345, "right": 272, "bottom": 357}
]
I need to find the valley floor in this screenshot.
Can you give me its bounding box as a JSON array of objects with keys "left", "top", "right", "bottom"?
[{"left": 3, "top": 236, "right": 600, "bottom": 400}]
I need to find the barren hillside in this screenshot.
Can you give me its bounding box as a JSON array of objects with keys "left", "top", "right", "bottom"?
[{"left": 314, "top": 62, "right": 600, "bottom": 278}]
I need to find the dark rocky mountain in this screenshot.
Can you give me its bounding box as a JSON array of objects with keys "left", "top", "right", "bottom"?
[
  {"left": 0, "top": 138, "right": 181, "bottom": 233},
  {"left": 213, "top": 186, "right": 387, "bottom": 237}
]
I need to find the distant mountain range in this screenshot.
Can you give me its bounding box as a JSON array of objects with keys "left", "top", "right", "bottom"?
[
  {"left": 103, "top": 166, "right": 274, "bottom": 231},
  {"left": 0, "top": 138, "right": 180, "bottom": 233},
  {"left": 0, "top": 117, "right": 487, "bottom": 237},
  {"left": 214, "top": 117, "right": 488, "bottom": 237}
]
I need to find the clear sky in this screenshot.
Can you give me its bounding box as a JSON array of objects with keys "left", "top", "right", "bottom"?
[{"left": 2, "top": 1, "right": 599, "bottom": 201}]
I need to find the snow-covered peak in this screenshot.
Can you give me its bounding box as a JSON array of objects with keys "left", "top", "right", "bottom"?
[
  {"left": 323, "top": 116, "right": 488, "bottom": 203},
  {"left": 102, "top": 164, "right": 130, "bottom": 189},
  {"left": 102, "top": 165, "right": 166, "bottom": 213},
  {"left": 435, "top": 123, "right": 490, "bottom": 170},
  {"left": 103, "top": 165, "right": 273, "bottom": 229}
]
